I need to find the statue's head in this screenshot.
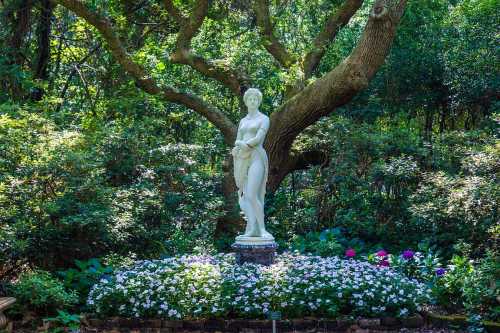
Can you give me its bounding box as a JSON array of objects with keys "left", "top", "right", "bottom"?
[{"left": 243, "top": 88, "right": 263, "bottom": 109}]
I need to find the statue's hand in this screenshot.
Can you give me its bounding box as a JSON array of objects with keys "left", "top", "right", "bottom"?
[
  {"left": 231, "top": 146, "right": 239, "bottom": 156},
  {"left": 233, "top": 141, "right": 251, "bottom": 158},
  {"left": 236, "top": 140, "right": 250, "bottom": 150}
]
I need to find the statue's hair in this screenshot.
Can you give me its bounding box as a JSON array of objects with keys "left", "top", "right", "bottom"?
[{"left": 243, "top": 88, "right": 263, "bottom": 106}]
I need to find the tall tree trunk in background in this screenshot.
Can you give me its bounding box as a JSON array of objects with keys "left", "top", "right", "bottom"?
[
  {"left": 439, "top": 105, "right": 446, "bottom": 134},
  {"left": 423, "top": 108, "right": 433, "bottom": 142},
  {"left": 31, "top": 0, "right": 54, "bottom": 101},
  {"left": 4, "top": 0, "right": 33, "bottom": 100}
]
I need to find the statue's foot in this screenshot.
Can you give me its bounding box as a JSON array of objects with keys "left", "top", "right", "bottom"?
[
  {"left": 243, "top": 228, "right": 260, "bottom": 237},
  {"left": 261, "top": 230, "right": 274, "bottom": 240},
  {"left": 240, "top": 229, "right": 274, "bottom": 238}
]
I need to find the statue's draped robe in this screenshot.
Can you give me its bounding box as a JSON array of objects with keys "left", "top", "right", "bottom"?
[{"left": 233, "top": 144, "right": 268, "bottom": 208}]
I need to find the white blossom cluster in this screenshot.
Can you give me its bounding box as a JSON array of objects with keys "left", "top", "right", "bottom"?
[{"left": 87, "top": 253, "right": 431, "bottom": 319}]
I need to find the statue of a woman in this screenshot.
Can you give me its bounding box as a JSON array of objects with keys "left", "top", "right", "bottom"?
[{"left": 232, "top": 88, "right": 274, "bottom": 244}]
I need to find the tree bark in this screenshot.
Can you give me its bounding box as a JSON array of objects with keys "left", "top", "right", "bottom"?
[
  {"left": 265, "top": 0, "right": 408, "bottom": 192},
  {"left": 31, "top": 0, "right": 54, "bottom": 101},
  {"left": 4, "top": 0, "right": 33, "bottom": 99},
  {"left": 303, "top": 0, "right": 364, "bottom": 79}
]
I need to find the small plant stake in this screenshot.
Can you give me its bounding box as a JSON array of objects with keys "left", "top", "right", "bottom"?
[{"left": 268, "top": 311, "right": 281, "bottom": 333}]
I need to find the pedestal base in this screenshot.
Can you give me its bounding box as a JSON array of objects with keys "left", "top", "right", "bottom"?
[{"left": 231, "top": 242, "right": 277, "bottom": 266}]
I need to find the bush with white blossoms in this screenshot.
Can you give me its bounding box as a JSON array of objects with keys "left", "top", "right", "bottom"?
[{"left": 87, "top": 253, "right": 431, "bottom": 319}]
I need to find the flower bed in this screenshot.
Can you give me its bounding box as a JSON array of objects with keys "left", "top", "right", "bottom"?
[{"left": 87, "top": 253, "right": 431, "bottom": 320}]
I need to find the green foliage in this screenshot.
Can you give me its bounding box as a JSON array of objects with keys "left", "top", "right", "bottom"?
[
  {"left": 0, "top": 106, "right": 224, "bottom": 272},
  {"left": 6, "top": 270, "right": 78, "bottom": 317},
  {"left": 57, "top": 258, "right": 113, "bottom": 308},
  {"left": 431, "top": 247, "right": 499, "bottom": 324},
  {"left": 443, "top": 0, "right": 499, "bottom": 109},
  {"left": 433, "top": 254, "right": 475, "bottom": 311},
  {"left": 44, "top": 310, "right": 81, "bottom": 333},
  {"left": 290, "top": 229, "right": 343, "bottom": 257},
  {"left": 409, "top": 147, "right": 499, "bottom": 256},
  {"left": 267, "top": 115, "right": 498, "bottom": 258},
  {"left": 462, "top": 250, "right": 500, "bottom": 321}
]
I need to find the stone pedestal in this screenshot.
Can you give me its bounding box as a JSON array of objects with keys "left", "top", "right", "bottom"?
[
  {"left": 0, "top": 297, "right": 15, "bottom": 329},
  {"left": 231, "top": 242, "right": 277, "bottom": 266}
]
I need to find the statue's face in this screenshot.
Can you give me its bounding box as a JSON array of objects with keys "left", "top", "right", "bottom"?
[{"left": 245, "top": 93, "right": 260, "bottom": 110}]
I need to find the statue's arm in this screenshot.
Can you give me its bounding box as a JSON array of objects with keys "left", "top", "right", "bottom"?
[
  {"left": 232, "top": 121, "right": 244, "bottom": 155},
  {"left": 234, "top": 121, "right": 247, "bottom": 147},
  {"left": 245, "top": 117, "right": 270, "bottom": 147},
  {"left": 234, "top": 121, "right": 242, "bottom": 142}
]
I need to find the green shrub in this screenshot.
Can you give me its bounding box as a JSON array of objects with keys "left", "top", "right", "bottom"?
[
  {"left": 44, "top": 310, "right": 81, "bottom": 333},
  {"left": 57, "top": 258, "right": 113, "bottom": 308},
  {"left": 0, "top": 110, "right": 223, "bottom": 272},
  {"left": 7, "top": 270, "right": 78, "bottom": 316},
  {"left": 289, "top": 229, "right": 343, "bottom": 257},
  {"left": 432, "top": 254, "right": 474, "bottom": 312},
  {"left": 462, "top": 250, "right": 499, "bottom": 322},
  {"left": 268, "top": 118, "right": 498, "bottom": 258},
  {"left": 409, "top": 157, "right": 499, "bottom": 257},
  {"left": 430, "top": 248, "right": 499, "bottom": 322}
]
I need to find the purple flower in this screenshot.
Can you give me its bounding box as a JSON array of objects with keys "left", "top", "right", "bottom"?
[
  {"left": 435, "top": 268, "right": 446, "bottom": 276},
  {"left": 402, "top": 250, "right": 414, "bottom": 260},
  {"left": 376, "top": 250, "right": 388, "bottom": 258}
]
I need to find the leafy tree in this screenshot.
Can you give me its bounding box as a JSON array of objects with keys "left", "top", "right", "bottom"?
[{"left": 46, "top": 0, "right": 409, "bottom": 231}]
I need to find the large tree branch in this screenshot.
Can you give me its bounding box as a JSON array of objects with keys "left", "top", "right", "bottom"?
[
  {"left": 52, "top": 0, "right": 236, "bottom": 143},
  {"left": 164, "top": 0, "right": 249, "bottom": 97},
  {"left": 165, "top": 0, "right": 207, "bottom": 50},
  {"left": 267, "top": 0, "right": 407, "bottom": 156},
  {"left": 303, "top": 0, "right": 364, "bottom": 79},
  {"left": 253, "top": 0, "right": 295, "bottom": 68},
  {"left": 162, "top": 0, "right": 185, "bottom": 25}
]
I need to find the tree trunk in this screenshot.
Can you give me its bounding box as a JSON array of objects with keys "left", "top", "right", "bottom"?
[
  {"left": 424, "top": 108, "right": 433, "bottom": 141},
  {"left": 4, "top": 0, "right": 33, "bottom": 100},
  {"left": 31, "top": 0, "right": 54, "bottom": 101},
  {"left": 266, "top": 143, "right": 295, "bottom": 193}
]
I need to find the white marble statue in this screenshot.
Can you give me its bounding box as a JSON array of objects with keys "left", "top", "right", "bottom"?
[{"left": 232, "top": 88, "right": 275, "bottom": 244}]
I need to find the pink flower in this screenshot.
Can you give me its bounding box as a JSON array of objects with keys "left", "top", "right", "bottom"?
[
  {"left": 376, "top": 250, "right": 388, "bottom": 258},
  {"left": 378, "top": 259, "right": 390, "bottom": 267},
  {"left": 345, "top": 248, "right": 356, "bottom": 258}
]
